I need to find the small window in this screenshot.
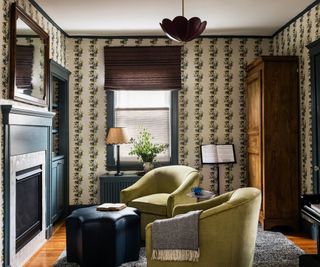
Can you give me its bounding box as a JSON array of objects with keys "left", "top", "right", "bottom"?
[
  {"left": 115, "top": 90, "right": 171, "bottom": 163},
  {"left": 107, "top": 90, "right": 178, "bottom": 170}
]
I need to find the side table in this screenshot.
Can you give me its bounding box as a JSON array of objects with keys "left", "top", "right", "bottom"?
[
  {"left": 100, "top": 173, "right": 140, "bottom": 203},
  {"left": 187, "top": 190, "right": 215, "bottom": 202}
]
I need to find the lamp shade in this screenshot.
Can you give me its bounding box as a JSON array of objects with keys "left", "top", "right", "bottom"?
[{"left": 106, "top": 127, "right": 129, "bottom": 144}]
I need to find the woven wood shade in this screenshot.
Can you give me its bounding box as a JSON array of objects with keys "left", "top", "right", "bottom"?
[
  {"left": 16, "top": 45, "right": 34, "bottom": 89},
  {"left": 104, "top": 46, "right": 181, "bottom": 90}
]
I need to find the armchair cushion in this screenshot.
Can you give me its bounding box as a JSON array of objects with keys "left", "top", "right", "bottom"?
[{"left": 130, "top": 193, "right": 170, "bottom": 216}]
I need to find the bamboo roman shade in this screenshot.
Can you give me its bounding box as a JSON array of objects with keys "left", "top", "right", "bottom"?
[
  {"left": 16, "top": 45, "right": 34, "bottom": 89},
  {"left": 104, "top": 46, "right": 181, "bottom": 90}
]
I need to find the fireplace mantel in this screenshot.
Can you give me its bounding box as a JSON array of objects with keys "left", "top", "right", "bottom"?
[
  {"left": 2, "top": 105, "right": 54, "bottom": 267},
  {"left": 2, "top": 105, "right": 54, "bottom": 125}
]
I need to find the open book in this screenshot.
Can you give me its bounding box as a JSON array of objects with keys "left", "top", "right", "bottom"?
[
  {"left": 200, "top": 144, "right": 236, "bottom": 164},
  {"left": 96, "top": 203, "right": 127, "bottom": 211}
]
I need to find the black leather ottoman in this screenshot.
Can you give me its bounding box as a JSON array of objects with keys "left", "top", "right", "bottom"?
[
  {"left": 300, "top": 255, "right": 320, "bottom": 266},
  {"left": 66, "top": 206, "right": 140, "bottom": 267}
]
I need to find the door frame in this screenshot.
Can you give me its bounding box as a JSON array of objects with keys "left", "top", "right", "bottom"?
[{"left": 47, "top": 60, "right": 71, "bottom": 237}]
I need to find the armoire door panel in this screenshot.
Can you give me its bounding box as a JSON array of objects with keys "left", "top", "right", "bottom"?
[
  {"left": 248, "top": 154, "right": 261, "bottom": 190},
  {"left": 247, "top": 71, "right": 261, "bottom": 134},
  {"left": 247, "top": 56, "right": 299, "bottom": 231},
  {"left": 248, "top": 133, "right": 260, "bottom": 154}
]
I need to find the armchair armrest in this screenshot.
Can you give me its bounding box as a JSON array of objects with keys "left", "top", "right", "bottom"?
[
  {"left": 120, "top": 172, "right": 157, "bottom": 204},
  {"left": 172, "top": 191, "right": 234, "bottom": 217},
  {"left": 145, "top": 223, "right": 153, "bottom": 260},
  {"left": 166, "top": 171, "right": 200, "bottom": 217}
]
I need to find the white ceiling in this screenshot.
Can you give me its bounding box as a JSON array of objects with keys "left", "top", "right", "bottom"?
[{"left": 34, "top": 0, "right": 315, "bottom": 36}]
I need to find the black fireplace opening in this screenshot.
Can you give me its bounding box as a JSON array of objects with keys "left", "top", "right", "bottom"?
[{"left": 16, "top": 165, "right": 42, "bottom": 253}]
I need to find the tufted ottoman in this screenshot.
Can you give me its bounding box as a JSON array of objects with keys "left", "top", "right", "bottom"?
[{"left": 66, "top": 206, "right": 140, "bottom": 267}]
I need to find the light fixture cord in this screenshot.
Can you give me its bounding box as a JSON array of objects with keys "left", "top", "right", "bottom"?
[{"left": 182, "top": 0, "right": 184, "bottom": 17}]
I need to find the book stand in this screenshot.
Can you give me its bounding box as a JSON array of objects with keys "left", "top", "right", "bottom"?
[{"left": 200, "top": 144, "right": 236, "bottom": 195}]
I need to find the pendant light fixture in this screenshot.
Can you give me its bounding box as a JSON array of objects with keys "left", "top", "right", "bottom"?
[{"left": 160, "top": 0, "right": 207, "bottom": 43}]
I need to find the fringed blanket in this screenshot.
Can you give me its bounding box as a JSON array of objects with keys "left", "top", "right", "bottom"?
[{"left": 151, "top": 210, "right": 202, "bottom": 262}]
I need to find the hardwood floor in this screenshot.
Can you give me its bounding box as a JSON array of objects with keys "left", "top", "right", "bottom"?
[
  {"left": 24, "top": 221, "right": 317, "bottom": 267},
  {"left": 24, "top": 221, "right": 66, "bottom": 267},
  {"left": 286, "top": 232, "right": 317, "bottom": 254}
]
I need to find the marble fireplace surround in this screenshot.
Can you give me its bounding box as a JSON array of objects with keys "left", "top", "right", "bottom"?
[
  {"left": 10, "top": 151, "right": 46, "bottom": 266},
  {"left": 2, "top": 104, "right": 54, "bottom": 267}
]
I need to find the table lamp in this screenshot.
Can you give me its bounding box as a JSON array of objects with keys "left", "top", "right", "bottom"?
[{"left": 106, "top": 127, "right": 129, "bottom": 176}]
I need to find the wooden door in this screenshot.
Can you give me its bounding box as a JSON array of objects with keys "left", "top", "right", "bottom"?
[{"left": 247, "top": 69, "right": 262, "bottom": 191}]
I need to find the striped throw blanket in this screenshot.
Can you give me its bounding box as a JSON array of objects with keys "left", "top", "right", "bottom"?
[{"left": 151, "top": 210, "right": 202, "bottom": 262}]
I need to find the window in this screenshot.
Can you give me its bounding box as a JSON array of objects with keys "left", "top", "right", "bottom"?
[
  {"left": 104, "top": 46, "right": 181, "bottom": 170},
  {"left": 107, "top": 90, "right": 178, "bottom": 170}
]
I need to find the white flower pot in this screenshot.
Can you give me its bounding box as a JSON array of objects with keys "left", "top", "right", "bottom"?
[{"left": 143, "top": 162, "right": 154, "bottom": 173}]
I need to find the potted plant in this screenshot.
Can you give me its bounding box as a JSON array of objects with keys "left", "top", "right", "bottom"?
[{"left": 129, "top": 128, "right": 168, "bottom": 172}]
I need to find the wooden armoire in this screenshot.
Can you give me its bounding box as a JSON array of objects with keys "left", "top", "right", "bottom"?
[{"left": 246, "top": 56, "right": 300, "bottom": 230}]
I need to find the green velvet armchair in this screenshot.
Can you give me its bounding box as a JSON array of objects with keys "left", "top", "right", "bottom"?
[
  {"left": 120, "top": 165, "right": 200, "bottom": 240},
  {"left": 146, "top": 187, "right": 261, "bottom": 267}
]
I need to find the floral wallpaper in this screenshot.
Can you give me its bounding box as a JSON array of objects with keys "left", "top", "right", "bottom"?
[
  {"left": 0, "top": 1, "right": 318, "bottom": 263},
  {"left": 66, "top": 37, "right": 272, "bottom": 204},
  {"left": 66, "top": 1, "right": 320, "bottom": 203},
  {"left": 273, "top": 2, "right": 320, "bottom": 193}
]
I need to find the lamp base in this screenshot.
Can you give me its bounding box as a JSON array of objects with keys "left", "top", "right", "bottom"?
[{"left": 115, "top": 171, "right": 124, "bottom": 176}]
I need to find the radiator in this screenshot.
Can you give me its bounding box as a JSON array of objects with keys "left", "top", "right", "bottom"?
[{"left": 100, "top": 174, "right": 140, "bottom": 203}]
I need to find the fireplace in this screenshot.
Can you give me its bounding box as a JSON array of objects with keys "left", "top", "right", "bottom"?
[
  {"left": 2, "top": 105, "right": 54, "bottom": 267},
  {"left": 16, "top": 165, "right": 42, "bottom": 252},
  {"left": 9, "top": 151, "right": 47, "bottom": 266}
]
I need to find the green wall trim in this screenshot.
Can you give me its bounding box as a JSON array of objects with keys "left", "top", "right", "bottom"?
[
  {"left": 272, "top": 0, "right": 319, "bottom": 37},
  {"left": 3, "top": 124, "right": 10, "bottom": 267},
  {"left": 2, "top": 105, "right": 54, "bottom": 125},
  {"left": 307, "top": 38, "right": 320, "bottom": 50},
  {"left": 29, "top": 0, "right": 68, "bottom": 36},
  {"left": 1, "top": 105, "right": 53, "bottom": 267},
  {"left": 10, "top": 126, "right": 47, "bottom": 155},
  {"left": 171, "top": 90, "right": 179, "bottom": 165},
  {"left": 67, "top": 35, "right": 272, "bottom": 40},
  {"left": 50, "top": 60, "right": 71, "bottom": 79},
  {"left": 49, "top": 60, "right": 71, "bottom": 230}
]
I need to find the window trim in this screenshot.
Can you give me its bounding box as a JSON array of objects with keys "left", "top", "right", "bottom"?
[{"left": 106, "top": 90, "right": 178, "bottom": 171}]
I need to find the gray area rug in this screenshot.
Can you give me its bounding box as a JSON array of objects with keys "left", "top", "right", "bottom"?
[{"left": 54, "top": 227, "right": 304, "bottom": 267}]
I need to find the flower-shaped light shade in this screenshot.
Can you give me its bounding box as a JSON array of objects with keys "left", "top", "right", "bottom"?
[{"left": 160, "top": 16, "right": 207, "bottom": 42}]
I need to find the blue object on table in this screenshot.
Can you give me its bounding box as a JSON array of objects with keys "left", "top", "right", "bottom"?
[{"left": 192, "top": 187, "right": 203, "bottom": 196}]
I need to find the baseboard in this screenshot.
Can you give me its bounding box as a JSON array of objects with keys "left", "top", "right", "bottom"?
[{"left": 45, "top": 225, "right": 52, "bottom": 239}]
